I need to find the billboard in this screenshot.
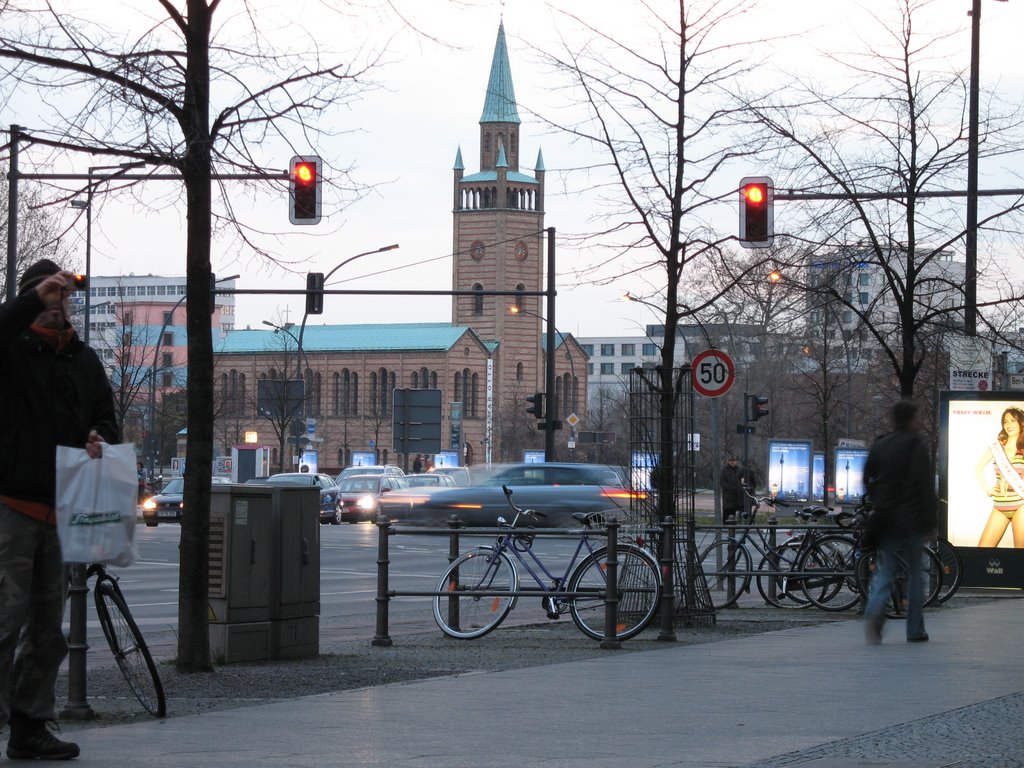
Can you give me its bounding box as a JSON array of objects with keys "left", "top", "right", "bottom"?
[
  {"left": 766, "top": 439, "right": 812, "bottom": 502},
  {"left": 833, "top": 448, "right": 869, "bottom": 506},
  {"left": 812, "top": 452, "right": 826, "bottom": 503},
  {"left": 939, "top": 392, "right": 1024, "bottom": 588}
]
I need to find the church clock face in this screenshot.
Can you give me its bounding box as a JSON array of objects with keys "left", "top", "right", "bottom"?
[
  {"left": 513, "top": 241, "right": 528, "bottom": 260},
  {"left": 470, "top": 241, "right": 486, "bottom": 261}
]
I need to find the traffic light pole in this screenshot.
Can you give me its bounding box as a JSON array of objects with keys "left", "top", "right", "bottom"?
[{"left": 544, "top": 227, "right": 556, "bottom": 460}]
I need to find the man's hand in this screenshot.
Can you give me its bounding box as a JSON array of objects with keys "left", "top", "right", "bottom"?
[
  {"left": 86, "top": 430, "right": 106, "bottom": 458},
  {"left": 35, "top": 271, "right": 76, "bottom": 309}
]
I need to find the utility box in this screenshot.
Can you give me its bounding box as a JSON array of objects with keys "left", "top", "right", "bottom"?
[{"left": 208, "top": 484, "right": 320, "bottom": 663}]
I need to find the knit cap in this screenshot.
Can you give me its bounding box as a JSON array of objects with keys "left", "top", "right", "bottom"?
[{"left": 17, "top": 259, "right": 63, "bottom": 296}]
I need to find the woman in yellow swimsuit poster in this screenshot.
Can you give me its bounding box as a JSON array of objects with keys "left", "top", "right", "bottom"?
[{"left": 945, "top": 397, "right": 1024, "bottom": 549}]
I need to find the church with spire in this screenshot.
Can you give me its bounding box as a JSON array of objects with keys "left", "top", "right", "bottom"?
[{"left": 213, "top": 21, "right": 586, "bottom": 472}]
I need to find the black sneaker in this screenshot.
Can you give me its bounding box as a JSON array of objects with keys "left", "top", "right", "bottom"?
[{"left": 7, "top": 716, "right": 80, "bottom": 760}]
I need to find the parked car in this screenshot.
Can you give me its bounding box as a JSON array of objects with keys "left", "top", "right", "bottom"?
[
  {"left": 337, "top": 473, "right": 407, "bottom": 523},
  {"left": 141, "top": 476, "right": 232, "bottom": 527},
  {"left": 335, "top": 465, "right": 405, "bottom": 484},
  {"left": 426, "top": 466, "right": 472, "bottom": 486},
  {"left": 248, "top": 472, "right": 343, "bottom": 524}
]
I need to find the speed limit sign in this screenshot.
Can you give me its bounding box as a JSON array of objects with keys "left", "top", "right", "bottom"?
[{"left": 691, "top": 349, "right": 736, "bottom": 398}]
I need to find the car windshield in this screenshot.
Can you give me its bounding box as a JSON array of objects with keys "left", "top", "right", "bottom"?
[
  {"left": 340, "top": 478, "right": 380, "bottom": 493},
  {"left": 161, "top": 478, "right": 185, "bottom": 495},
  {"left": 265, "top": 475, "right": 315, "bottom": 486}
]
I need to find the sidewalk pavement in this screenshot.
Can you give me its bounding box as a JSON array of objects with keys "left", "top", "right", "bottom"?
[{"left": 70, "top": 597, "right": 1022, "bottom": 768}]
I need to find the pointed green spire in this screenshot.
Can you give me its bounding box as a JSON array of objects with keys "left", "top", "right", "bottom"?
[
  {"left": 535, "top": 148, "right": 545, "bottom": 172},
  {"left": 454, "top": 146, "right": 464, "bottom": 170},
  {"left": 496, "top": 143, "right": 508, "bottom": 168},
  {"left": 480, "top": 22, "right": 520, "bottom": 124}
]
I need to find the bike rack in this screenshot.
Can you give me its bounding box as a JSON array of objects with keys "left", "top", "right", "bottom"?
[{"left": 371, "top": 516, "right": 665, "bottom": 650}]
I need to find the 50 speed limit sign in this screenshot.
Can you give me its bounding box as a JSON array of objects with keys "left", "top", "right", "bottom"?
[{"left": 691, "top": 349, "right": 736, "bottom": 398}]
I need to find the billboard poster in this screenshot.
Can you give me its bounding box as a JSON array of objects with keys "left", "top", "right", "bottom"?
[
  {"left": 349, "top": 451, "right": 376, "bottom": 468},
  {"left": 833, "top": 448, "right": 868, "bottom": 506},
  {"left": 766, "top": 439, "right": 812, "bottom": 502},
  {"left": 941, "top": 393, "right": 1024, "bottom": 549},
  {"left": 433, "top": 450, "right": 460, "bottom": 468},
  {"left": 939, "top": 392, "right": 1024, "bottom": 588},
  {"left": 812, "top": 452, "right": 826, "bottom": 503}
]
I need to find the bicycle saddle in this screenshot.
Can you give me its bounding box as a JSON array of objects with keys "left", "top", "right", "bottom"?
[{"left": 796, "top": 505, "right": 831, "bottom": 521}]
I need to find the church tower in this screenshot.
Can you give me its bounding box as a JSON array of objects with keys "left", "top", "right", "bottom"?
[{"left": 452, "top": 22, "right": 547, "bottom": 454}]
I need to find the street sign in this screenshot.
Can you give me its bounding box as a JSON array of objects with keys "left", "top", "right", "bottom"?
[
  {"left": 566, "top": 413, "right": 579, "bottom": 427},
  {"left": 691, "top": 349, "right": 736, "bottom": 398}
]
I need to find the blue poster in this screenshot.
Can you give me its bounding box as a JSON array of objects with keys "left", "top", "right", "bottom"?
[
  {"left": 767, "top": 439, "right": 813, "bottom": 502},
  {"left": 812, "top": 452, "right": 826, "bottom": 503},
  {"left": 833, "top": 448, "right": 868, "bottom": 505}
]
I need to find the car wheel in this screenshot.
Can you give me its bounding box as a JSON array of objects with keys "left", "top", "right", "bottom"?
[
  {"left": 331, "top": 509, "right": 341, "bottom": 525},
  {"left": 145, "top": 521, "right": 158, "bottom": 528}
]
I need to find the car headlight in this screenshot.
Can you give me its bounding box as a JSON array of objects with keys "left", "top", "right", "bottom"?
[
  {"left": 356, "top": 495, "right": 377, "bottom": 510},
  {"left": 142, "top": 499, "right": 157, "bottom": 511}
]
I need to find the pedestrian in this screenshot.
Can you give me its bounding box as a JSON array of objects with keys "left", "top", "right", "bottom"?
[
  {"left": 720, "top": 455, "right": 753, "bottom": 523},
  {"left": 862, "top": 399, "right": 937, "bottom": 645},
  {"left": 412, "top": 454, "right": 423, "bottom": 474},
  {"left": 0, "top": 259, "right": 120, "bottom": 760}
]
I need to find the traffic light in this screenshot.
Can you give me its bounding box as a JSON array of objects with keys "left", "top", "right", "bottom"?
[
  {"left": 746, "top": 393, "right": 769, "bottom": 422},
  {"left": 738, "top": 176, "right": 774, "bottom": 248},
  {"left": 306, "top": 272, "right": 325, "bottom": 315},
  {"left": 289, "top": 155, "right": 322, "bottom": 225},
  {"left": 526, "top": 392, "right": 545, "bottom": 419}
]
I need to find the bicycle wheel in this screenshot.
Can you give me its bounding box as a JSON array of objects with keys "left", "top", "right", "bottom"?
[
  {"left": 756, "top": 539, "right": 811, "bottom": 608},
  {"left": 698, "top": 538, "right": 751, "bottom": 610},
  {"left": 432, "top": 547, "right": 518, "bottom": 639},
  {"left": 93, "top": 578, "right": 166, "bottom": 717},
  {"left": 857, "top": 546, "right": 943, "bottom": 618},
  {"left": 798, "top": 534, "right": 860, "bottom": 612},
  {"left": 568, "top": 545, "right": 660, "bottom": 641},
  {"left": 933, "top": 538, "right": 963, "bottom": 604}
]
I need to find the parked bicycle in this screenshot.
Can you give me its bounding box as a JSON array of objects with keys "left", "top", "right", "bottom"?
[
  {"left": 66, "top": 563, "right": 166, "bottom": 717},
  {"left": 432, "top": 486, "right": 662, "bottom": 641},
  {"left": 698, "top": 490, "right": 849, "bottom": 610}
]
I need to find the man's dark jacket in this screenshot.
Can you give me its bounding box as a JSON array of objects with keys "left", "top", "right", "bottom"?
[
  {"left": 720, "top": 464, "right": 753, "bottom": 510},
  {"left": 0, "top": 290, "right": 120, "bottom": 506},
  {"left": 863, "top": 427, "right": 937, "bottom": 536}
]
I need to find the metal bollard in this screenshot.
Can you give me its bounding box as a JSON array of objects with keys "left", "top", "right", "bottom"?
[
  {"left": 371, "top": 516, "right": 393, "bottom": 647},
  {"left": 445, "top": 515, "right": 462, "bottom": 632},
  {"left": 658, "top": 516, "right": 677, "bottom": 641},
  {"left": 61, "top": 563, "right": 94, "bottom": 720},
  {"left": 600, "top": 520, "right": 622, "bottom": 650}
]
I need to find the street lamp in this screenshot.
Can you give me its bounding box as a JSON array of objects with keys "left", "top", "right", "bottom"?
[
  {"left": 262, "top": 319, "right": 313, "bottom": 471},
  {"left": 69, "top": 161, "right": 145, "bottom": 345}
]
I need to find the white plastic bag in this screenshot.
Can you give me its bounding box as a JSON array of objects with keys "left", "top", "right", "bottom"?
[{"left": 55, "top": 442, "right": 138, "bottom": 567}]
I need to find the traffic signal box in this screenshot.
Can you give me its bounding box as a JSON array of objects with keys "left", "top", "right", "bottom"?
[
  {"left": 739, "top": 176, "right": 774, "bottom": 248},
  {"left": 305, "top": 272, "right": 325, "bottom": 315},
  {"left": 289, "top": 155, "right": 322, "bottom": 225},
  {"left": 526, "top": 392, "right": 545, "bottom": 419},
  {"left": 746, "top": 393, "right": 769, "bottom": 422}
]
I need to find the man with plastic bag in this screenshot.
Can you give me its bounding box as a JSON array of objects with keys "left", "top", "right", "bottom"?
[{"left": 0, "top": 259, "right": 119, "bottom": 760}]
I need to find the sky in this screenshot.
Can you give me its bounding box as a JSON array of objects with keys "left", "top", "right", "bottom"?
[{"left": 4, "top": 0, "right": 1024, "bottom": 338}]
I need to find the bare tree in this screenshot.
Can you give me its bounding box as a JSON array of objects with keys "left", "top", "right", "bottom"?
[
  {"left": 743, "top": 0, "right": 1024, "bottom": 399},
  {"left": 532, "top": 1, "right": 774, "bottom": 518},
  {"left": 1, "top": 1, "right": 387, "bottom": 671}
]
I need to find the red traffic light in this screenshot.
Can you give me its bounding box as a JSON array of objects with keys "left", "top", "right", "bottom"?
[
  {"left": 289, "top": 155, "right": 322, "bottom": 225},
  {"left": 738, "top": 175, "right": 773, "bottom": 248},
  {"left": 293, "top": 162, "right": 315, "bottom": 185}
]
